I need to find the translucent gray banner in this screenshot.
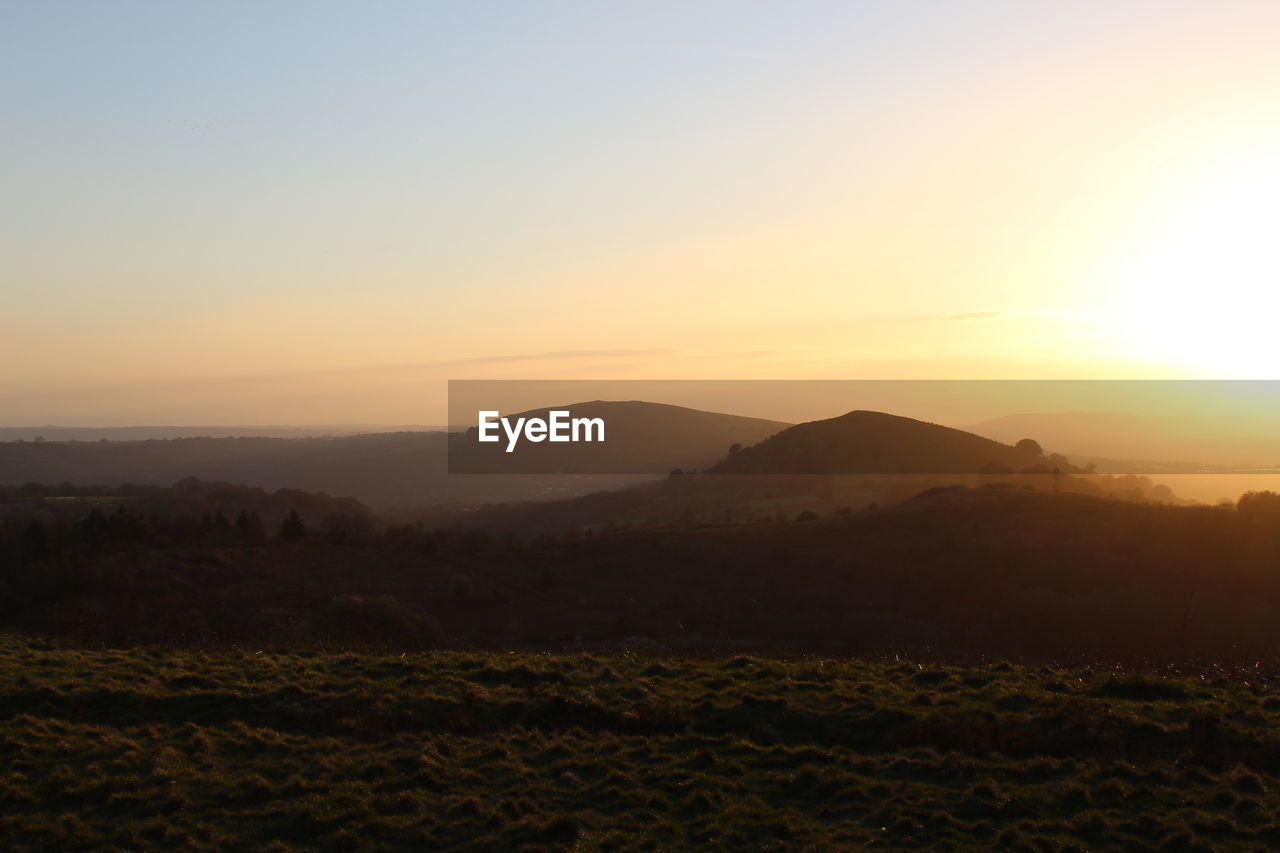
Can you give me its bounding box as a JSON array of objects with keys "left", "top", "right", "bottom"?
[{"left": 447, "top": 380, "right": 1280, "bottom": 478}]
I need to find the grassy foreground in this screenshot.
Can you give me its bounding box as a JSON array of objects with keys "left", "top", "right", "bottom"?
[{"left": 4, "top": 638, "right": 1280, "bottom": 851}]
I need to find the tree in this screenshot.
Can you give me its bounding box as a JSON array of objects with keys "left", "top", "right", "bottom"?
[
  {"left": 1238, "top": 491, "right": 1280, "bottom": 523},
  {"left": 320, "top": 513, "right": 371, "bottom": 546},
  {"left": 279, "top": 510, "right": 306, "bottom": 543},
  {"left": 24, "top": 520, "right": 50, "bottom": 560},
  {"left": 211, "top": 509, "right": 233, "bottom": 538},
  {"left": 1015, "top": 438, "right": 1044, "bottom": 457},
  {"left": 235, "top": 510, "right": 266, "bottom": 544}
]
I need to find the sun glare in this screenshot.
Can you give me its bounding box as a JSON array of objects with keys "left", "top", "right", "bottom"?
[{"left": 1104, "top": 139, "right": 1280, "bottom": 377}]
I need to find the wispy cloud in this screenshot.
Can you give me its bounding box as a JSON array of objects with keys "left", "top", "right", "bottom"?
[{"left": 444, "top": 348, "right": 679, "bottom": 366}]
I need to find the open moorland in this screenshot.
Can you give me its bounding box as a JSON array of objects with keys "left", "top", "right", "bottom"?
[{"left": 6, "top": 637, "right": 1280, "bottom": 851}]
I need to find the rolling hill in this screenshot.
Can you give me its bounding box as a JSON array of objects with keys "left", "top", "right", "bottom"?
[
  {"left": 0, "top": 402, "right": 789, "bottom": 506},
  {"left": 0, "top": 424, "right": 438, "bottom": 442},
  {"left": 707, "top": 410, "right": 1072, "bottom": 475}
]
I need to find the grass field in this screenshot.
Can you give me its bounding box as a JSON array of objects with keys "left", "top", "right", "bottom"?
[{"left": 4, "top": 637, "right": 1280, "bottom": 851}]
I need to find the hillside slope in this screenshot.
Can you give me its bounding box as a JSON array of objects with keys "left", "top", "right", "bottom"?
[
  {"left": 0, "top": 400, "right": 787, "bottom": 506},
  {"left": 708, "top": 410, "right": 1074, "bottom": 475},
  {"left": 0, "top": 432, "right": 459, "bottom": 507}
]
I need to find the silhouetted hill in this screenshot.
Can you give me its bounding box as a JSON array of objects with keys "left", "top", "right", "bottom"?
[
  {"left": 451, "top": 400, "right": 789, "bottom": 474},
  {"left": 0, "top": 425, "right": 439, "bottom": 442},
  {"left": 707, "top": 410, "right": 1076, "bottom": 475},
  {"left": 0, "top": 404, "right": 788, "bottom": 506},
  {"left": 0, "top": 432, "right": 658, "bottom": 508},
  {"left": 0, "top": 432, "right": 447, "bottom": 506}
]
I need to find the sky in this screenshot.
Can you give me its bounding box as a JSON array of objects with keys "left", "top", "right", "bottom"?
[{"left": 3, "top": 0, "right": 1279, "bottom": 424}]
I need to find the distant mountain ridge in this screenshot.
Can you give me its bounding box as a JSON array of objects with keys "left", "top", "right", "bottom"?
[
  {"left": 0, "top": 425, "right": 440, "bottom": 442},
  {"left": 0, "top": 402, "right": 791, "bottom": 506}
]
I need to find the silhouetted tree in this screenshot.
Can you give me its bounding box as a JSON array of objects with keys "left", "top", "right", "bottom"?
[
  {"left": 234, "top": 510, "right": 266, "bottom": 544},
  {"left": 24, "top": 520, "right": 50, "bottom": 560},
  {"left": 1015, "top": 438, "right": 1044, "bottom": 456},
  {"left": 279, "top": 510, "right": 306, "bottom": 543},
  {"left": 1239, "top": 490, "right": 1280, "bottom": 523},
  {"left": 83, "top": 508, "right": 108, "bottom": 549},
  {"left": 109, "top": 506, "right": 147, "bottom": 544},
  {"left": 320, "top": 513, "right": 371, "bottom": 546},
  {"left": 212, "top": 509, "right": 233, "bottom": 538}
]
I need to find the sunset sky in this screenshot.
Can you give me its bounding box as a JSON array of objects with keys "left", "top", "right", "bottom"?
[{"left": 3, "top": 1, "right": 1278, "bottom": 424}]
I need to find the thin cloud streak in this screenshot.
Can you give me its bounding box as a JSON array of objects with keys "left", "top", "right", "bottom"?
[{"left": 444, "top": 348, "right": 680, "bottom": 366}]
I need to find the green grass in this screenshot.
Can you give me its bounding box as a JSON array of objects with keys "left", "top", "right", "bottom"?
[{"left": 4, "top": 636, "right": 1280, "bottom": 851}]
